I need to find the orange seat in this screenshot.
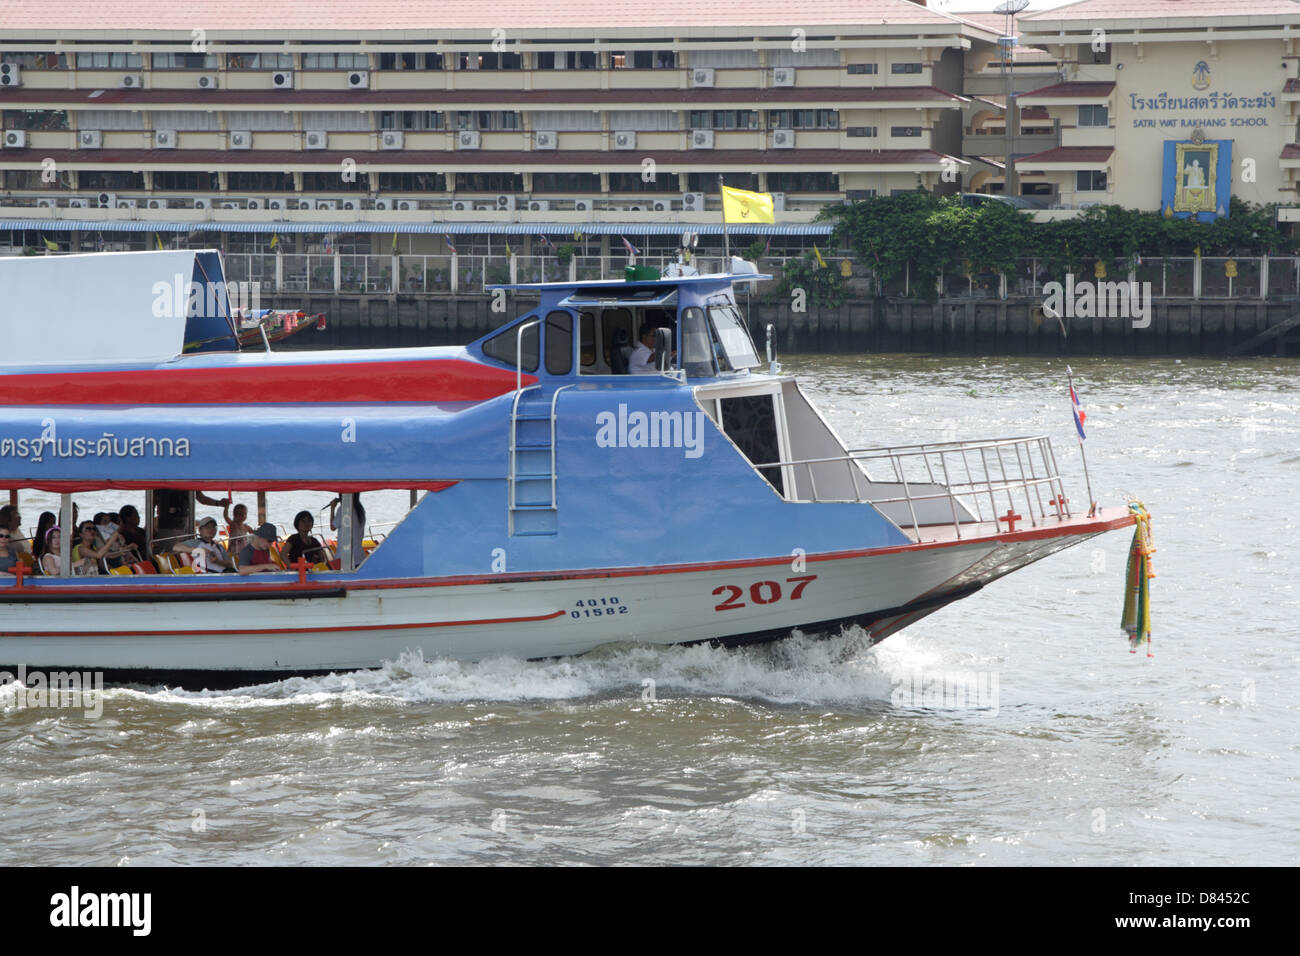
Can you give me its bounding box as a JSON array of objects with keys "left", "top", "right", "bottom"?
[
  {"left": 110, "top": 565, "right": 133, "bottom": 576},
  {"left": 132, "top": 561, "right": 157, "bottom": 575},
  {"left": 174, "top": 566, "right": 196, "bottom": 575}
]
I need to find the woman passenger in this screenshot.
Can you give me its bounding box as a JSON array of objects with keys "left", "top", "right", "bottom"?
[
  {"left": 116, "top": 505, "right": 149, "bottom": 563},
  {"left": 39, "top": 526, "right": 63, "bottom": 576},
  {"left": 73, "top": 520, "right": 123, "bottom": 575},
  {"left": 30, "top": 511, "right": 55, "bottom": 569},
  {"left": 0, "top": 505, "right": 30, "bottom": 558}
]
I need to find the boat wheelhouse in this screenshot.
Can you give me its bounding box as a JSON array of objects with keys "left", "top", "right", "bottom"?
[{"left": 0, "top": 250, "right": 1134, "bottom": 685}]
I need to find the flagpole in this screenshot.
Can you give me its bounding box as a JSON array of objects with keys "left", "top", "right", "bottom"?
[
  {"left": 719, "top": 174, "right": 729, "bottom": 268},
  {"left": 1067, "top": 364, "right": 1097, "bottom": 517}
]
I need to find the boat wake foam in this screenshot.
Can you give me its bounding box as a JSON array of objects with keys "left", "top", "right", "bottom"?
[{"left": 127, "top": 627, "right": 986, "bottom": 709}]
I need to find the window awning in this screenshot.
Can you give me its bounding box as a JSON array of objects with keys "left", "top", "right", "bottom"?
[{"left": 0, "top": 219, "right": 833, "bottom": 237}]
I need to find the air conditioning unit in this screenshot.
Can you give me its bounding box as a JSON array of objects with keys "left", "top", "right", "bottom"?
[
  {"left": 691, "top": 130, "right": 714, "bottom": 149},
  {"left": 115, "top": 199, "right": 137, "bottom": 209},
  {"left": 613, "top": 130, "right": 637, "bottom": 150},
  {"left": 67, "top": 197, "right": 89, "bottom": 208},
  {"left": 347, "top": 70, "right": 369, "bottom": 90},
  {"left": 573, "top": 198, "right": 593, "bottom": 212},
  {"left": 626, "top": 204, "right": 645, "bottom": 213},
  {"left": 266, "top": 198, "right": 287, "bottom": 210},
  {"left": 272, "top": 71, "right": 294, "bottom": 90},
  {"left": 772, "top": 191, "right": 786, "bottom": 211},
  {"left": 246, "top": 197, "right": 262, "bottom": 210},
  {"left": 2, "top": 130, "right": 26, "bottom": 148},
  {"left": 147, "top": 198, "right": 169, "bottom": 209},
  {"left": 95, "top": 192, "right": 116, "bottom": 208},
  {"left": 196, "top": 74, "right": 218, "bottom": 90},
  {"left": 395, "top": 199, "right": 416, "bottom": 211},
  {"left": 118, "top": 73, "right": 143, "bottom": 89},
  {"left": 154, "top": 129, "right": 177, "bottom": 149},
  {"left": 0, "top": 64, "right": 21, "bottom": 87},
  {"left": 79, "top": 130, "right": 103, "bottom": 149},
  {"left": 496, "top": 194, "right": 516, "bottom": 211},
  {"left": 296, "top": 198, "right": 314, "bottom": 210},
  {"left": 381, "top": 130, "right": 404, "bottom": 150},
  {"left": 651, "top": 198, "right": 671, "bottom": 212},
  {"left": 534, "top": 130, "right": 557, "bottom": 150},
  {"left": 682, "top": 191, "right": 705, "bottom": 212},
  {"left": 304, "top": 130, "right": 328, "bottom": 150},
  {"left": 528, "top": 199, "right": 549, "bottom": 211},
  {"left": 315, "top": 199, "right": 338, "bottom": 210},
  {"left": 1079, "top": 201, "right": 1101, "bottom": 209},
  {"left": 458, "top": 130, "right": 481, "bottom": 150},
  {"left": 230, "top": 130, "right": 252, "bottom": 150},
  {"left": 219, "top": 201, "right": 240, "bottom": 209},
  {"left": 451, "top": 199, "right": 471, "bottom": 212},
  {"left": 36, "top": 197, "right": 56, "bottom": 209},
  {"left": 691, "top": 68, "right": 715, "bottom": 88},
  {"left": 193, "top": 197, "right": 212, "bottom": 209},
  {"left": 340, "top": 198, "right": 359, "bottom": 211},
  {"left": 772, "top": 129, "right": 795, "bottom": 149},
  {"left": 772, "top": 68, "right": 795, "bottom": 87},
  {"left": 474, "top": 203, "right": 493, "bottom": 211},
  {"left": 374, "top": 198, "right": 392, "bottom": 210}
]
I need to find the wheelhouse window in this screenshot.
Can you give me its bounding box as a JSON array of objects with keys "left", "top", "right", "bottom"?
[
  {"left": 544, "top": 312, "right": 574, "bottom": 375},
  {"left": 707, "top": 304, "right": 760, "bottom": 371},
  {"left": 481, "top": 320, "right": 539, "bottom": 371},
  {"left": 680, "top": 307, "right": 715, "bottom": 378}
]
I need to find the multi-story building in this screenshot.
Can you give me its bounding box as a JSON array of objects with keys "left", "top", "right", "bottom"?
[
  {"left": 0, "top": 0, "right": 1004, "bottom": 262},
  {"left": 1015, "top": 0, "right": 1299, "bottom": 217}
]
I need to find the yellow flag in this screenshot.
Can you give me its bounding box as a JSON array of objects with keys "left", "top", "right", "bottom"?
[
  {"left": 269, "top": 233, "right": 280, "bottom": 249},
  {"left": 155, "top": 233, "right": 164, "bottom": 250},
  {"left": 812, "top": 245, "right": 827, "bottom": 269},
  {"left": 391, "top": 230, "right": 399, "bottom": 252},
  {"left": 721, "top": 185, "right": 775, "bottom": 225},
  {"left": 42, "top": 236, "right": 58, "bottom": 252}
]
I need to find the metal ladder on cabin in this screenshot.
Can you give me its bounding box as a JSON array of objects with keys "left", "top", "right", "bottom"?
[{"left": 508, "top": 385, "right": 569, "bottom": 536}]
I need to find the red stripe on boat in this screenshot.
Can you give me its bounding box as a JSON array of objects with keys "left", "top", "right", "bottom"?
[{"left": 0, "top": 359, "right": 532, "bottom": 406}]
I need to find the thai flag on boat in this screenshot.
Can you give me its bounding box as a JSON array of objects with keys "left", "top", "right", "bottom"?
[
  {"left": 1069, "top": 373, "right": 1087, "bottom": 440},
  {"left": 620, "top": 235, "right": 640, "bottom": 257}
]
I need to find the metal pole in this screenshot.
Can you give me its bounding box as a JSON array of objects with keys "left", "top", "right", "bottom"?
[
  {"left": 59, "top": 493, "right": 73, "bottom": 577},
  {"left": 719, "top": 174, "right": 729, "bottom": 266},
  {"left": 1067, "top": 365, "right": 1096, "bottom": 516}
]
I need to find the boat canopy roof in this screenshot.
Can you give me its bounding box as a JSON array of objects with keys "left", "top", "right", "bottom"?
[
  {"left": 0, "top": 401, "right": 504, "bottom": 492},
  {"left": 0, "top": 249, "right": 238, "bottom": 368}
]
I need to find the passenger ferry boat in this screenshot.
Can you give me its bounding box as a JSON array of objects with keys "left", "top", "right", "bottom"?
[{"left": 0, "top": 249, "right": 1135, "bottom": 685}]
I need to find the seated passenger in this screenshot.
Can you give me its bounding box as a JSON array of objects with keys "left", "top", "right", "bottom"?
[
  {"left": 174, "top": 516, "right": 234, "bottom": 573},
  {"left": 627, "top": 322, "right": 658, "bottom": 374},
  {"left": 154, "top": 489, "right": 230, "bottom": 552},
  {"left": 0, "top": 505, "right": 30, "bottom": 558},
  {"left": 235, "top": 522, "right": 282, "bottom": 575},
  {"left": 0, "top": 524, "right": 18, "bottom": 575},
  {"left": 284, "top": 510, "right": 326, "bottom": 567},
  {"left": 116, "top": 505, "right": 149, "bottom": 563},
  {"left": 30, "top": 511, "right": 56, "bottom": 569},
  {"left": 38, "top": 527, "right": 63, "bottom": 577},
  {"left": 72, "top": 520, "right": 122, "bottom": 575},
  {"left": 224, "top": 501, "right": 253, "bottom": 553}
]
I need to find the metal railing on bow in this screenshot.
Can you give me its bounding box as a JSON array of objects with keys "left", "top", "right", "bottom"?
[{"left": 754, "top": 435, "right": 1070, "bottom": 540}]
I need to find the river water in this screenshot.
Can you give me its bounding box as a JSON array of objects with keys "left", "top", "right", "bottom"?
[{"left": 1, "top": 355, "right": 1296, "bottom": 866}]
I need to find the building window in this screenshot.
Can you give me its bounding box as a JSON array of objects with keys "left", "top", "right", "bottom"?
[
  {"left": 378, "top": 173, "right": 447, "bottom": 192},
  {"left": 846, "top": 189, "right": 877, "bottom": 200},
  {"left": 78, "top": 171, "right": 145, "bottom": 190},
  {"left": 455, "top": 172, "right": 525, "bottom": 192},
  {"left": 378, "top": 52, "right": 443, "bottom": 70},
  {"left": 846, "top": 126, "right": 877, "bottom": 137},
  {"left": 153, "top": 171, "right": 220, "bottom": 191},
  {"left": 0, "top": 52, "right": 68, "bottom": 69},
  {"left": 302, "top": 172, "right": 367, "bottom": 192},
  {"left": 1076, "top": 170, "right": 1107, "bottom": 191},
  {"left": 768, "top": 109, "right": 838, "bottom": 130},
  {"left": 463, "top": 51, "right": 521, "bottom": 70},
  {"left": 535, "top": 50, "right": 599, "bottom": 70},
  {"left": 533, "top": 172, "right": 602, "bottom": 193},
  {"left": 1079, "top": 43, "right": 1111, "bottom": 65},
  {"left": 74, "top": 52, "right": 143, "bottom": 69},
  {"left": 610, "top": 50, "right": 676, "bottom": 69},
  {"left": 226, "top": 171, "right": 295, "bottom": 192},
  {"left": 687, "top": 173, "right": 758, "bottom": 192},
  {"left": 152, "top": 52, "right": 218, "bottom": 69},
  {"left": 608, "top": 172, "right": 678, "bottom": 193},
  {"left": 846, "top": 63, "right": 877, "bottom": 75},
  {"left": 226, "top": 52, "right": 294, "bottom": 70},
  {"left": 379, "top": 110, "right": 445, "bottom": 131},
  {"left": 891, "top": 62, "right": 923, "bottom": 74},
  {"left": 2, "top": 109, "right": 68, "bottom": 130},
  {"left": 302, "top": 52, "right": 369, "bottom": 69},
  {"left": 890, "top": 126, "right": 923, "bottom": 137},
  {"left": 767, "top": 172, "right": 838, "bottom": 192},
  {"left": 1077, "top": 104, "right": 1109, "bottom": 127},
  {"left": 688, "top": 110, "right": 758, "bottom": 130},
  {"left": 455, "top": 111, "right": 521, "bottom": 131}
]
